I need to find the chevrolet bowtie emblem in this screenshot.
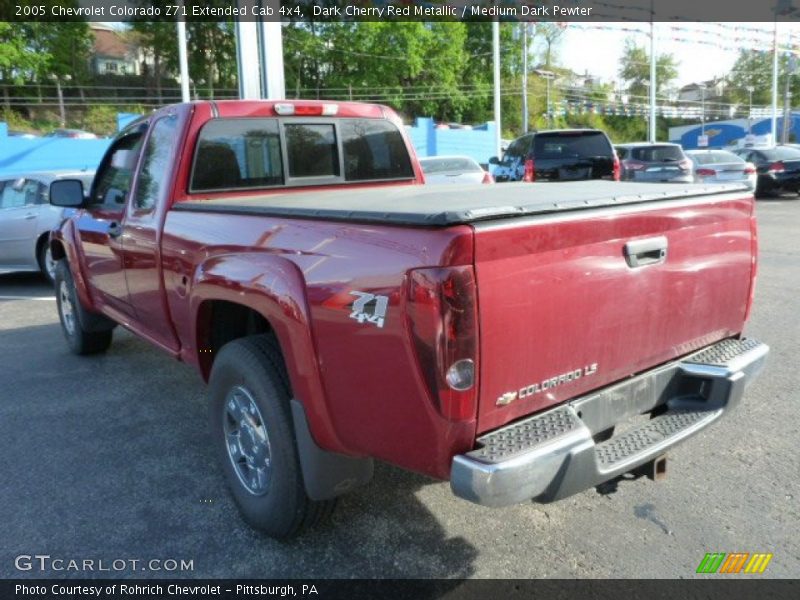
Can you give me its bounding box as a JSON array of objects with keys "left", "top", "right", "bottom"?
[{"left": 496, "top": 391, "right": 518, "bottom": 406}]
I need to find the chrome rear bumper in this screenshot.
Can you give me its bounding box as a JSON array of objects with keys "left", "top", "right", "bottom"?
[{"left": 451, "top": 338, "right": 769, "bottom": 507}]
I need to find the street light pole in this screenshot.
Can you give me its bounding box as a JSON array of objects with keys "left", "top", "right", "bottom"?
[{"left": 746, "top": 85, "right": 754, "bottom": 135}]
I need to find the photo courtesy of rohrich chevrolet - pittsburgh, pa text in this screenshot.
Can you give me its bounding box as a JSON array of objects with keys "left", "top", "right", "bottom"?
[{"left": 0, "top": 0, "right": 797, "bottom": 598}]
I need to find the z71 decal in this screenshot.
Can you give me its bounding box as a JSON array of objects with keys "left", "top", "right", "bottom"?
[{"left": 349, "top": 291, "right": 389, "bottom": 328}]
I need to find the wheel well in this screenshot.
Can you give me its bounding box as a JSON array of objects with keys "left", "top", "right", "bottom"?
[
  {"left": 197, "top": 300, "right": 272, "bottom": 379},
  {"left": 35, "top": 233, "right": 49, "bottom": 259},
  {"left": 50, "top": 238, "right": 66, "bottom": 261}
]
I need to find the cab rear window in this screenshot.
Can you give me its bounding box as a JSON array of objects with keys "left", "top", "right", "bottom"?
[{"left": 190, "top": 117, "right": 413, "bottom": 192}]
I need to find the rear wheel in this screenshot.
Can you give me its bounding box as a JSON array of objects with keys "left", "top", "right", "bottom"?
[
  {"left": 55, "top": 261, "right": 113, "bottom": 355},
  {"left": 209, "top": 334, "right": 336, "bottom": 539}
]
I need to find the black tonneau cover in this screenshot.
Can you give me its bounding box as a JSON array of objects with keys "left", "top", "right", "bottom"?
[{"left": 172, "top": 181, "right": 750, "bottom": 226}]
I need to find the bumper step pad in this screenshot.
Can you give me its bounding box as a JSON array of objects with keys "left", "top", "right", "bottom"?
[{"left": 595, "top": 408, "right": 717, "bottom": 470}]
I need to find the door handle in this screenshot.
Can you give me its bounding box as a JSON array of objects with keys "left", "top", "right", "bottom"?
[
  {"left": 624, "top": 236, "right": 668, "bottom": 268},
  {"left": 107, "top": 221, "right": 123, "bottom": 238},
  {"left": 24, "top": 213, "right": 36, "bottom": 220}
]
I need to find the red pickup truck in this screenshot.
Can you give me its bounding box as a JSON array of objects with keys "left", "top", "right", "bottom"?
[{"left": 49, "top": 100, "right": 768, "bottom": 539}]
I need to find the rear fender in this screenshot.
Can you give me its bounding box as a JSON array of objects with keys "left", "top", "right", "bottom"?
[{"left": 191, "top": 252, "right": 348, "bottom": 456}]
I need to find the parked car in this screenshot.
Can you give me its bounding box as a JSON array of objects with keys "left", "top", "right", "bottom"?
[
  {"left": 0, "top": 170, "right": 94, "bottom": 284},
  {"left": 615, "top": 142, "right": 693, "bottom": 183},
  {"left": 490, "top": 129, "right": 619, "bottom": 182},
  {"left": 7, "top": 130, "right": 38, "bottom": 139},
  {"left": 732, "top": 146, "right": 800, "bottom": 196},
  {"left": 49, "top": 100, "right": 766, "bottom": 540},
  {"left": 44, "top": 128, "right": 99, "bottom": 139},
  {"left": 419, "top": 156, "right": 493, "bottom": 185},
  {"left": 685, "top": 149, "right": 757, "bottom": 191}
]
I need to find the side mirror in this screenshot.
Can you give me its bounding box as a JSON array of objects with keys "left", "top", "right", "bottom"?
[
  {"left": 488, "top": 156, "right": 500, "bottom": 165},
  {"left": 50, "top": 179, "right": 86, "bottom": 208}
]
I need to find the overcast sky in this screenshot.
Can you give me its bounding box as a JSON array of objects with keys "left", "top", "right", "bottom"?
[{"left": 559, "top": 22, "right": 800, "bottom": 89}]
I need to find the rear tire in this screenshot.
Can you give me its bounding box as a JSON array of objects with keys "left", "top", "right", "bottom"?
[
  {"left": 55, "top": 261, "right": 113, "bottom": 355},
  {"left": 37, "top": 240, "right": 57, "bottom": 286},
  {"left": 209, "top": 334, "right": 336, "bottom": 539}
]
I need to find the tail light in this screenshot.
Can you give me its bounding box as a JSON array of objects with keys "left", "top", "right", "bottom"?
[
  {"left": 695, "top": 168, "right": 716, "bottom": 177},
  {"left": 406, "top": 267, "right": 479, "bottom": 422},
  {"left": 522, "top": 158, "right": 535, "bottom": 182},
  {"left": 744, "top": 164, "right": 756, "bottom": 175},
  {"left": 274, "top": 103, "right": 338, "bottom": 116},
  {"left": 744, "top": 214, "right": 758, "bottom": 322},
  {"left": 767, "top": 161, "right": 785, "bottom": 173},
  {"left": 678, "top": 159, "right": 693, "bottom": 171},
  {"left": 613, "top": 154, "right": 621, "bottom": 181},
  {"left": 481, "top": 170, "right": 495, "bottom": 184}
]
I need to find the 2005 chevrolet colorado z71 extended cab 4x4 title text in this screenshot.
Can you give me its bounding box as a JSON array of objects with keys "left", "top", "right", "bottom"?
[{"left": 48, "top": 100, "right": 768, "bottom": 539}]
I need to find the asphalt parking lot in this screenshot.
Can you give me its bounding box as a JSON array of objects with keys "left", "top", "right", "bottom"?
[{"left": 1, "top": 198, "right": 798, "bottom": 580}]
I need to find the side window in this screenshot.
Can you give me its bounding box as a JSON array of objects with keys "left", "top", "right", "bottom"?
[
  {"left": 502, "top": 139, "right": 523, "bottom": 164},
  {"left": 285, "top": 123, "right": 339, "bottom": 178},
  {"left": 91, "top": 126, "right": 147, "bottom": 207},
  {"left": 616, "top": 147, "right": 627, "bottom": 159},
  {"left": 340, "top": 119, "right": 414, "bottom": 181},
  {"left": 133, "top": 115, "right": 179, "bottom": 211},
  {"left": 0, "top": 179, "right": 40, "bottom": 208},
  {"left": 522, "top": 134, "right": 535, "bottom": 158},
  {"left": 191, "top": 118, "right": 283, "bottom": 192}
]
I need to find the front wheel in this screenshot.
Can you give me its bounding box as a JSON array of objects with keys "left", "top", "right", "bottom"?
[
  {"left": 55, "top": 261, "right": 113, "bottom": 355},
  {"left": 209, "top": 335, "right": 336, "bottom": 539}
]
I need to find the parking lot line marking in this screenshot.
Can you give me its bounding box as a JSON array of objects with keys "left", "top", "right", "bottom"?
[{"left": 0, "top": 296, "right": 56, "bottom": 301}]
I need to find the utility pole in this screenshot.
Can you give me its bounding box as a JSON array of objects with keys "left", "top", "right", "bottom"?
[
  {"left": 493, "top": 18, "right": 501, "bottom": 158},
  {"left": 522, "top": 23, "right": 528, "bottom": 133},
  {"left": 783, "top": 48, "right": 796, "bottom": 143},
  {"left": 783, "top": 65, "right": 792, "bottom": 143},
  {"left": 772, "top": 21, "right": 779, "bottom": 145},
  {"left": 649, "top": 4, "right": 657, "bottom": 143},
  {"left": 746, "top": 85, "right": 754, "bottom": 134},
  {"left": 177, "top": 0, "right": 190, "bottom": 102},
  {"left": 700, "top": 83, "right": 706, "bottom": 136}
]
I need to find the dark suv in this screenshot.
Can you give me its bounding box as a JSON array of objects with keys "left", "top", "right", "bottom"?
[{"left": 490, "top": 129, "right": 619, "bottom": 182}]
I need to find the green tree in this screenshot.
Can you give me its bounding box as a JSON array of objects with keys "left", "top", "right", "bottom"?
[
  {"left": 130, "top": 21, "right": 176, "bottom": 102},
  {"left": 618, "top": 38, "right": 678, "bottom": 99},
  {"left": 532, "top": 22, "right": 565, "bottom": 68},
  {"left": 723, "top": 49, "right": 800, "bottom": 109}
]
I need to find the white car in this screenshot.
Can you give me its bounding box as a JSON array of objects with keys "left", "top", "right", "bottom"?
[
  {"left": 419, "top": 156, "right": 494, "bottom": 185},
  {"left": 685, "top": 149, "right": 757, "bottom": 192},
  {"left": 0, "top": 170, "right": 94, "bottom": 284}
]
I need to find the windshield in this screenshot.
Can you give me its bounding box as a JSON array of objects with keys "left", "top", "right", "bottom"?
[
  {"left": 689, "top": 151, "right": 744, "bottom": 165},
  {"left": 761, "top": 147, "right": 800, "bottom": 160},
  {"left": 629, "top": 145, "right": 685, "bottom": 162}
]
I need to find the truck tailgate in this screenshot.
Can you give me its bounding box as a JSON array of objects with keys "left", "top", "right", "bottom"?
[{"left": 473, "top": 192, "right": 755, "bottom": 434}]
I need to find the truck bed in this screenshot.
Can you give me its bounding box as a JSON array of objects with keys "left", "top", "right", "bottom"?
[{"left": 173, "top": 181, "right": 750, "bottom": 226}]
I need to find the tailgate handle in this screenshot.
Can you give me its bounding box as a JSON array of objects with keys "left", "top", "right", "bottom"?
[{"left": 624, "top": 236, "right": 668, "bottom": 268}]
